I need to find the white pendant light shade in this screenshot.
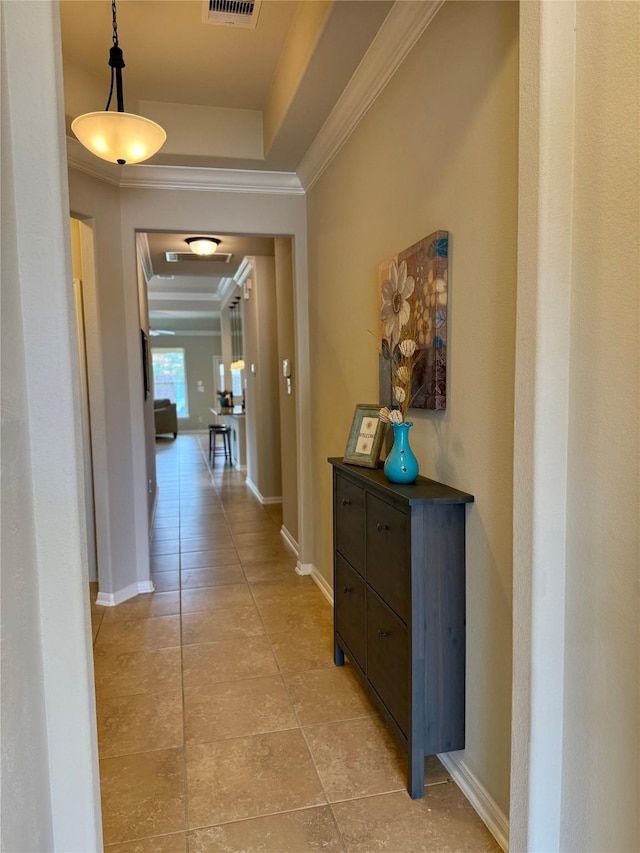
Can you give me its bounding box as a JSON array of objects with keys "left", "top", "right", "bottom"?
[
  {"left": 71, "top": 111, "right": 166, "bottom": 165},
  {"left": 185, "top": 237, "right": 221, "bottom": 256}
]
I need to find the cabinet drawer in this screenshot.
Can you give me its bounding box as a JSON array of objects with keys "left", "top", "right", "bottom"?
[
  {"left": 335, "top": 475, "right": 366, "bottom": 576},
  {"left": 367, "top": 589, "right": 408, "bottom": 734},
  {"left": 335, "top": 555, "right": 366, "bottom": 671},
  {"left": 366, "top": 494, "right": 410, "bottom": 622}
]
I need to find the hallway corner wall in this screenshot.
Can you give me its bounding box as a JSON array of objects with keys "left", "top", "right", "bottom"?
[
  {"left": 1, "top": 2, "right": 102, "bottom": 849},
  {"left": 511, "top": 2, "right": 640, "bottom": 851}
]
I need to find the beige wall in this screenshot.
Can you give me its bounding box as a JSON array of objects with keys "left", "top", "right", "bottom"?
[
  {"left": 275, "top": 238, "right": 299, "bottom": 542},
  {"left": 2, "top": 69, "right": 56, "bottom": 852},
  {"left": 562, "top": 2, "right": 639, "bottom": 847},
  {"left": 68, "top": 168, "right": 148, "bottom": 597},
  {"left": 244, "top": 256, "right": 283, "bottom": 501},
  {"left": 1, "top": 2, "right": 102, "bottom": 847},
  {"left": 511, "top": 4, "right": 640, "bottom": 850},
  {"left": 306, "top": 0, "right": 518, "bottom": 818}
]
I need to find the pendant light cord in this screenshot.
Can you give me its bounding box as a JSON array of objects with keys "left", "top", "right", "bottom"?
[
  {"left": 112, "top": 0, "right": 119, "bottom": 47},
  {"left": 104, "top": 0, "right": 125, "bottom": 113}
]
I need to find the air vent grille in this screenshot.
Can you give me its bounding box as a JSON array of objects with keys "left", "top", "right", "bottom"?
[
  {"left": 166, "top": 252, "right": 233, "bottom": 263},
  {"left": 204, "top": 0, "right": 261, "bottom": 28}
]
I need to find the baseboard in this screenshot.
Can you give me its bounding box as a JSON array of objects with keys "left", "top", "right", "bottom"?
[
  {"left": 437, "top": 752, "right": 509, "bottom": 851},
  {"left": 297, "top": 562, "right": 334, "bottom": 606},
  {"left": 245, "top": 477, "right": 283, "bottom": 505},
  {"left": 149, "top": 485, "right": 159, "bottom": 537},
  {"left": 280, "top": 525, "right": 299, "bottom": 556},
  {"left": 95, "top": 580, "right": 155, "bottom": 607}
]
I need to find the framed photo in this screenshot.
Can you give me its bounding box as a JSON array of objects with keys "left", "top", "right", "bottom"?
[
  {"left": 343, "top": 404, "right": 386, "bottom": 468},
  {"left": 141, "top": 329, "right": 151, "bottom": 400}
]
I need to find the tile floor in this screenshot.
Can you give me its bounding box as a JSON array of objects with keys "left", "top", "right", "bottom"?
[{"left": 90, "top": 435, "right": 500, "bottom": 852}]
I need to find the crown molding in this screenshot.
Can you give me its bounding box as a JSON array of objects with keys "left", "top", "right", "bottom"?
[
  {"left": 67, "top": 137, "right": 304, "bottom": 195},
  {"left": 118, "top": 165, "right": 304, "bottom": 195},
  {"left": 148, "top": 292, "right": 220, "bottom": 301},
  {"left": 297, "top": 0, "right": 444, "bottom": 192},
  {"left": 67, "top": 150, "right": 122, "bottom": 186},
  {"left": 151, "top": 330, "right": 221, "bottom": 337}
]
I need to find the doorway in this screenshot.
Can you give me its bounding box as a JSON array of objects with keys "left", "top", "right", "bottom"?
[
  {"left": 70, "top": 217, "right": 98, "bottom": 583},
  {"left": 138, "top": 230, "right": 300, "bottom": 554}
]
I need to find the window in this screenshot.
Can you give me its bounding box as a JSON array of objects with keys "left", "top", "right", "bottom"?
[
  {"left": 230, "top": 366, "right": 243, "bottom": 399},
  {"left": 152, "top": 348, "right": 189, "bottom": 417}
]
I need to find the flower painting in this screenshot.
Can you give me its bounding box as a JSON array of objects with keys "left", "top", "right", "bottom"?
[{"left": 379, "top": 231, "right": 449, "bottom": 411}]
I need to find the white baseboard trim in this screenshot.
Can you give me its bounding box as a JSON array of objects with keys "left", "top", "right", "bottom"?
[
  {"left": 149, "top": 485, "right": 159, "bottom": 537},
  {"left": 437, "top": 752, "right": 509, "bottom": 851},
  {"left": 297, "top": 562, "right": 334, "bottom": 606},
  {"left": 95, "top": 580, "right": 156, "bottom": 607},
  {"left": 245, "top": 477, "right": 283, "bottom": 505},
  {"left": 280, "top": 525, "right": 299, "bottom": 556}
]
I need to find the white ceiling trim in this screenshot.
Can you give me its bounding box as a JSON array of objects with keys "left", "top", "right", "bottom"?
[
  {"left": 67, "top": 151, "right": 122, "bottom": 186},
  {"left": 149, "top": 292, "right": 220, "bottom": 301},
  {"left": 297, "top": 0, "right": 444, "bottom": 192},
  {"left": 67, "top": 140, "right": 304, "bottom": 195},
  {"left": 118, "top": 165, "right": 305, "bottom": 195},
  {"left": 150, "top": 330, "right": 221, "bottom": 336}
]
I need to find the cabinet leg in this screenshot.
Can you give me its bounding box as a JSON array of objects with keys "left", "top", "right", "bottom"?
[
  {"left": 408, "top": 748, "right": 425, "bottom": 799},
  {"left": 334, "top": 639, "right": 345, "bottom": 666}
]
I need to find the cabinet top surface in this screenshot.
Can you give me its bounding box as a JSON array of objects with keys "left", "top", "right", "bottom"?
[{"left": 329, "top": 458, "right": 474, "bottom": 505}]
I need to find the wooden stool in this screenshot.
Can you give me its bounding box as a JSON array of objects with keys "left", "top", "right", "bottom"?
[{"left": 208, "top": 424, "right": 231, "bottom": 466}]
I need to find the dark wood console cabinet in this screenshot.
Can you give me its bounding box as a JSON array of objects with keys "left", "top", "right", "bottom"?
[{"left": 329, "top": 458, "right": 474, "bottom": 798}]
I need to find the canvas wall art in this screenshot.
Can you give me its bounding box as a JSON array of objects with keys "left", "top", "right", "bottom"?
[{"left": 379, "top": 230, "right": 449, "bottom": 411}]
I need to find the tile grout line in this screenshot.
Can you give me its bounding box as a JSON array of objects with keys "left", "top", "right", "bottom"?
[
  {"left": 191, "top": 435, "right": 341, "bottom": 844},
  {"left": 177, "top": 445, "right": 190, "bottom": 841},
  {"left": 107, "top": 437, "right": 440, "bottom": 850}
]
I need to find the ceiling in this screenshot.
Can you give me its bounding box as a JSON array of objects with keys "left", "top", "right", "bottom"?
[
  {"left": 59, "top": 0, "right": 395, "bottom": 326},
  {"left": 60, "top": 0, "right": 393, "bottom": 171},
  {"left": 141, "top": 231, "right": 274, "bottom": 326}
]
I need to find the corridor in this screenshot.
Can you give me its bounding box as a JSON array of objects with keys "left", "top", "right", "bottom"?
[{"left": 90, "top": 435, "right": 499, "bottom": 852}]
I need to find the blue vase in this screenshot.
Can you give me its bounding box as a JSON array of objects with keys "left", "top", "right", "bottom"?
[{"left": 384, "top": 422, "right": 419, "bottom": 484}]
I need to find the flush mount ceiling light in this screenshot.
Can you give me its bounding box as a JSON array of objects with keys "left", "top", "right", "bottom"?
[
  {"left": 185, "top": 237, "right": 222, "bottom": 256},
  {"left": 71, "top": 1, "right": 166, "bottom": 165}
]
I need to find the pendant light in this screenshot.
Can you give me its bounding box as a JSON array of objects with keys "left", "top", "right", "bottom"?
[
  {"left": 71, "top": 0, "right": 166, "bottom": 165},
  {"left": 185, "top": 237, "right": 221, "bottom": 256},
  {"left": 229, "top": 298, "right": 244, "bottom": 371}
]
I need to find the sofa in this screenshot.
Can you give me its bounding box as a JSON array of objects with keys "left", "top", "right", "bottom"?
[{"left": 154, "top": 399, "right": 177, "bottom": 438}]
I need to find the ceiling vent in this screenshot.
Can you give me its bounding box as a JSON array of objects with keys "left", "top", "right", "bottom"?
[
  {"left": 165, "top": 252, "right": 233, "bottom": 264},
  {"left": 204, "top": 0, "right": 262, "bottom": 29}
]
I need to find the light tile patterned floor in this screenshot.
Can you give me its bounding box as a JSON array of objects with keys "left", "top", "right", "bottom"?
[{"left": 90, "top": 435, "right": 500, "bottom": 852}]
